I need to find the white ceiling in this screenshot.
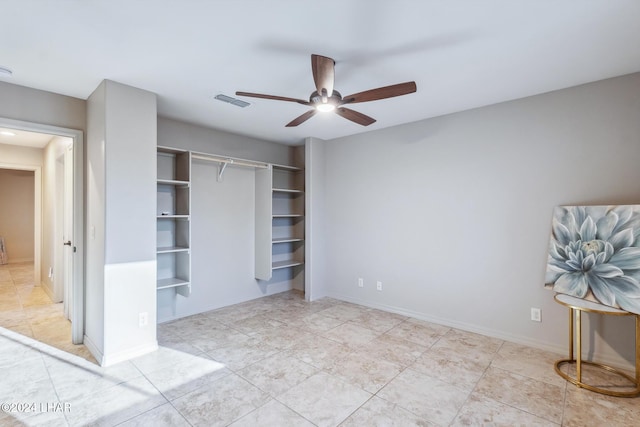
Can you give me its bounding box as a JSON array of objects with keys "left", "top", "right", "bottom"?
[
  {"left": 1, "top": 1, "right": 639, "bottom": 145},
  {"left": 0, "top": 127, "right": 53, "bottom": 148}
]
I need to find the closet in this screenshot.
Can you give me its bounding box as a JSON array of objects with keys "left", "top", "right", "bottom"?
[{"left": 156, "top": 145, "right": 305, "bottom": 321}]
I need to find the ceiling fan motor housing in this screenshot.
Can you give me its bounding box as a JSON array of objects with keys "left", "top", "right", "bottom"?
[{"left": 310, "top": 90, "right": 342, "bottom": 106}]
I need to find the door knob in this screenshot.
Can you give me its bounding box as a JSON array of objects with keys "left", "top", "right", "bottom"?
[{"left": 63, "top": 241, "right": 72, "bottom": 246}]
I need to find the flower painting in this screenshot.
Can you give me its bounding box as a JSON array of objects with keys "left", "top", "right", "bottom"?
[{"left": 545, "top": 205, "right": 640, "bottom": 314}]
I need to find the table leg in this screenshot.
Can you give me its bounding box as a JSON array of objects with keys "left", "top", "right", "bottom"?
[
  {"left": 576, "top": 309, "right": 582, "bottom": 382},
  {"left": 636, "top": 315, "right": 639, "bottom": 387},
  {"left": 569, "top": 308, "right": 574, "bottom": 360}
]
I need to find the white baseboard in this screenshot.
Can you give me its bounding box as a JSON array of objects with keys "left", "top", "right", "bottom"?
[
  {"left": 328, "top": 292, "right": 636, "bottom": 373},
  {"left": 82, "top": 334, "right": 103, "bottom": 365},
  {"left": 7, "top": 258, "right": 34, "bottom": 264},
  {"left": 83, "top": 334, "right": 158, "bottom": 367}
]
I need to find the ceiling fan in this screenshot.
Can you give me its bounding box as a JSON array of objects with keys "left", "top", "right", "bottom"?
[{"left": 236, "top": 54, "right": 417, "bottom": 127}]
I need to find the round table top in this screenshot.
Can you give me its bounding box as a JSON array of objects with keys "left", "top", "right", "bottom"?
[{"left": 554, "top": 293, "right": 633, "bottom": 315}]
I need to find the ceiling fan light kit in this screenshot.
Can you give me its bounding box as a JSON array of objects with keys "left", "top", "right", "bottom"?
[{"left": 236, "top": 54, "right": 416, "bottom": 127}]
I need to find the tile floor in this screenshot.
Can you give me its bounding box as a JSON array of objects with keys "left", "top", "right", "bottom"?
[{"left": 1, "top": 263, "right": 639, "bottom": 426}]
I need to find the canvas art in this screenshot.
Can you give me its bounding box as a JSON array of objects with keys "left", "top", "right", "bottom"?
[{"left": 545, "top": 205, "right": 640, "bottom": 315}]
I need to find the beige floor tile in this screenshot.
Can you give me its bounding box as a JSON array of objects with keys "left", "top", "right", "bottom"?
[
  {"left": 65, "top": 376, "right": 167, "bottom": 426},
  {"left": 206, "top": 336, "right": 281, "bottom": 371},
  {"left": 286, "top": 334, "right": 353, "bottom": 370},
  {"left": 431, "top": 328, "right": 503, "bottom": 364},
  {"left": 315, "top": 302, "right": 369, "bottom": 322},
  {"left": 298, "top": 312, "right": 345, "bottom": 333},
  {"left": 143, "top": 355, "right": 231, "bottom": 400},
  {"left": 131, "top": 345, "right": 207, "bottom": 375},
  {"left": 384, "top": 318, "right": 450, "bottom": 347},
  {"left": 0, "top": 356, "right": 58, "bottom": 403},
  {"left": 451, "top": 392, "right": 558, "bottom": 426},
  {"left": 0, "top": 296, "right": 22, "bottom": 311},
  {"left": 474, "top": 366, "right": 565, "bottom": 424},
  {"left": 410, "top": 346, "right": 490, "bottom": 392},
  {"left": 354, "top": 333, "right": 429, "bottom": 367},
  {"left": 182, "top": 324, "right": 253, "bottom": 352},
  {"left": 341, "top": 395, "right": 436, "bottom": 427},
  {"left": 277, "top": 371, "right": 372, "bottom": 427},
  {"left": 229, "top": 399, "right": 315, "bottom": 427},
  {"left": 18, "top": 287, "right": 53, "bottom": 307},
  {"left": 325, "top": 348, "right": 403, "bottom": 393},
  {"left": 322, "top": 322, "right": 381, "bottom": 346},
  {"left": 0, "top": 405, "right": 69, "bottom": 427},
  {"left": 348, "top": 308, "right": 408, "bottom": 333},
  {"left": 172, "top": 373, "right": 270, "bottom": 426},
  {"left": 44, "top": 354, "right": 143, "bottom": 402},
  {"left": 562, "top": 384, "right": 640, "bottom": 426},
  {"left": 253, "top": 324, "right": 316, "bottom": 350},
  {"left": 156, "top": 327, "right": 204, "bottom": 355},
  {"left": 377, "top": 368, "right": 469, "bottom": 426},
  {"left": 491, "top": 341, "right": 567, "bottom": 387},
  {"left": 238, "top": 352, "right": 318, "bottom": 397},
  {"left": 119, "top": 402, "right": 191, "bottom": 427},
  {"left": 0, "top": 333, "right": 43, "bottom": 368},
  {"left": 230, "top": 313, "right": 287, "bottom": 336}
]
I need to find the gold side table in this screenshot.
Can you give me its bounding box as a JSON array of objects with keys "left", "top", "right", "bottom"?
[{"left": 554, "top": 293, "right": 640, "bottom": 397}]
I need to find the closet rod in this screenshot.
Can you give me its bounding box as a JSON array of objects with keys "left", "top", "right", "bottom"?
[{"left": 191, "top": 153, "right": 269, "bottom": 169}]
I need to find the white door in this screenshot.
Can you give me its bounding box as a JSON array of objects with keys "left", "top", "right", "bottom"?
[{"left": 63, "top": 143, "right": 73, "bottom": 321}]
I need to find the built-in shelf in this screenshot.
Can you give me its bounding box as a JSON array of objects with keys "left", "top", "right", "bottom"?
[
  {"left": 157, "top": 277, "right": 190, "bottom": 290},
  {"left": 157, "top": 246, "right": 190, "bottom": 254},
  {"left": 157, "top": 178, "right": 190, "bottom": 187},
  {"left": 272, "top": 259, "right": 304, "bottom": 270},
  {"left": 273, "top": 188, "right": 303, "bottom": 194},
  {"left": 256, "top": 161, "right": 306, "bottom": 281},
  {"left": 157, "top": 146, "right": 191, "bottom": 299},
  {"left": 272, "top": 238, "right": 303, "bottom": 244}
]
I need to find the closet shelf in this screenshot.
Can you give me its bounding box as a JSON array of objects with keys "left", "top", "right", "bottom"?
[
  {"left": 157, "top": 246, "right": 190, "bottom": 254},
  {"left": 272, "top": 188, "right": 303, "bottom": 194},
  {"left": 157, "top": 277, "right": 190, "bottom": 290},
  {"left": 157, "top": 214, "right": 190, "bottom": 220},
  {"left": 272, "top": 214, "right": 304, "bottom": 218},
  {"left": 272, "top": 260, "right": 304, "bottom": 270},
  {"left": 157, "top": 178, "right": 190, "bottom": 187},
  {"left": 272, "top": 238, "right": 304, "bottom": 244},
  {"left": 272, "top": 163, "right": 303, "bottom": 172}
]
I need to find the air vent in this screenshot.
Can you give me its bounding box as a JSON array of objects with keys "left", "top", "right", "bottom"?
[{"left": 214, "top": 94, "right": 250, "bottom": 108}]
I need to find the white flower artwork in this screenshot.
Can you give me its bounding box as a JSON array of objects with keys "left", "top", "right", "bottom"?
[{"left": 545, "top": 205, "right": 640, "bottom": 314}]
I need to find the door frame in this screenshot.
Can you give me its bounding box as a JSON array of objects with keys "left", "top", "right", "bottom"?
[{"left": 0, "top": 117, "right": 85, "bottom": 344}]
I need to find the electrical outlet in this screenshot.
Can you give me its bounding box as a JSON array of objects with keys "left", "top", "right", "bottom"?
[
  {"left": 376, "top": 281, "right": 382, "bottom": 291},
  {"left": 531, "top": 308, "right": 541, "bottom": 322},
  {"left": 358, "top": 278, "right": 364, "bottom": 288},
  {"left": 139, "top": 312, "right": 149, "bottom": 327}
]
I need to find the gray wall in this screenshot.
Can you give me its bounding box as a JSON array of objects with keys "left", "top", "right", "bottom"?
[
  {"left": 319, "top": 72, "right": 640, "bottom": 369},
  {"left": 0, "top": 81, "right": 85, "bottom": 131},
  {"left": 86, "top": 80, "right": 158, "bottom": 365},
  {"left": 157, "top": 117, "right": 297, "bottom": 322},
  {"left": 158, "top": 117, "right": 292, "bottom": 165}
]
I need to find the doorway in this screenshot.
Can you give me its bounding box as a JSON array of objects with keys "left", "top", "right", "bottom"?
[{"left": 0, "top": 117, "right": 84, "bottom": 345}]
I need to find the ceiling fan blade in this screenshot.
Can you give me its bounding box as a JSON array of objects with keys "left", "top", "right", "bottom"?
[
  {"left": 335, "top": 107, "right": 376, "bottom": 126},
  {"left": 341, "top": 81, "right": 417, "bottom": 104},
  {"left": 311, "top": 54, "right": 335, "bottom": 98},
  {"left": 236, "top": 91, "right": 310, "bottom": 106},
  {"left": 286, "top": 109, "right": 317, "bottom": 127}
]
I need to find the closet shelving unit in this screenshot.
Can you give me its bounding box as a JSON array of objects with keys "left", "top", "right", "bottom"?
[
  {"left": 256, "top": 163, "right": 305, "bottom": 280},
  {"left": 156, "top": 146, "right": 191, "bottom": 297},
  {"left": 156, "top": 145, "right": 305, "bottom": 287}
]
